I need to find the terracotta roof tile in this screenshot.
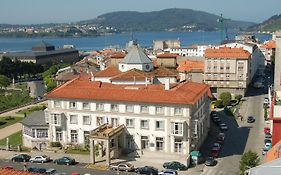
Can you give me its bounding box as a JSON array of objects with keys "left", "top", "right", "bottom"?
[
  {"left": 0, "top": 167, "right": 41, "bottom": 175},
  {"left": 204, "top": 47, "right": 251, "bottom": 59},
  {"left": 46, "top": 77, "right": 210, "bottom": 105},
  {"left": 111, "top": 52, "right": 127, "bottom": 59},
  {"left": 261, "top": 40, "right": 276, "bottom": 49},
  {"left": 266, "top": 139, "right": 281, "bottom": 162},
  {"left": 157, "top": 53, "right": 178, "bottom": 58},
  {"left": 110, "top": 69, "right": 147, "bottom": 81},
  {"left": 177, "top": 60, "right": 204, "bottom": 72},
  {"left": 94, "top": 66, "right": 121, "bottom": 77}
]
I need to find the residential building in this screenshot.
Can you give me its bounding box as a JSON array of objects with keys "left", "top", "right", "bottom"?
[
  {"left": 260, "top": 40, "right": 276, "bottom": 65},
  {"left": 186, "top": 45, "right": 212, "bottom": 57},
  {"left": 156, "top": 53, "right": 178, "bottom": 68},
  {"left": 44, "top": 76, "right": 210, "bottom": 166},
  {"left": 177, "top": 59, "right": 204, "bottom": 83},
  {"left": 3, "top": 41, "right": 79, "bottom": 64},
  {"left": 21, "top": 111, "right": 49, "bottom": 150},
  {"left": 204, "top": 47, "right": 251, "bottom": 96},
  {"left": 153, "top": 39, "right": 180, "bottom": 51}
]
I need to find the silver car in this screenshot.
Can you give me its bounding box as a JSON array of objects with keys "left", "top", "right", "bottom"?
[{"left": 30, "top": 155, "right": 51, "bottom": 163}]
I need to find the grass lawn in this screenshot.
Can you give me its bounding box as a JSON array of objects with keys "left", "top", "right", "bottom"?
[
  {"left": 16, "top": 105, "right": 46, "bottom": 116},
  {"left": 65, "top": 149, "right": 90, "bottom": 155},
  {"left": 0, "top": 116, "right": 23, "bottom": 129},
  {"left": 0, "top": 131, "right": 22, "bottom": 146}
]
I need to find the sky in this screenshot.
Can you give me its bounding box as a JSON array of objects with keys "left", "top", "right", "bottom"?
[{"left": 1, "top": 0, "right": 281, "bottom": 24}]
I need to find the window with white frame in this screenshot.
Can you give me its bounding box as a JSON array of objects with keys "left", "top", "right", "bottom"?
[
  {"left": 111, "top": 118, "right": 119, "bottom": 127},
  {"left": 174, "top": 108, "right": 183, "bottom": 115},
  {"left": 56, "top": 129, "right": 62, "bottom": 142},
  {"left": 156, "top": 107, "right": 164, "bottom": 114},
  {"left": 70, "top": 130, "right": 78, "bottom": 143},
  {"left": 54, "top": 101, "right": 61, "bottom": 108},
  {"left": 70, "top": 115, "right": 78, "bottom": 124},
  {"left": 51, "top": 114, "right": 60, "bottom": 125},
  {"left": 126, "top": 119, "right": 134, "bottom": 128},
  {"left": 69, "top": 102, "right": 76, "bottom": 109},
  {"left": 226, "top": 74, "right": 230, "bottom": 78},
  {"left": 140, "top": 120, "right": 149, "bottom": 129},
  {"left": 83, "top": 116, "right": 91, "bottom": 125},
  {"left": 171, "top": 122, "right": 183, "bottom": 135},
  {"left": 32, "top": 129, "right": 36, "bottom": 138},
  {"left": 174, "top": 138, "right": 183, "bottom": 153},
  {"left": 141, "top": 136, "right": 149, "bottom": 149},
  {"left": 36, "top": 129, "right": 48, "bottom": 138},
  {"left": 140, "top": 106, "right": 148, "bottom": 113},
  {"left": 156, "top": 137, "right": 164, "bottom": 151},
  {"left": 96, "top": 103, "right": 104, "bottom": 111},
  {"left": 156, "top": 121, "right": 164, "bottom": 130},
  {"left": 96, "top": 116, "right": 104, "bottom": 126},
  {"left": 84, "top": 131, "right": 90, "bottom": 145},
  {"left": 83, "top": 102, "right": 90, "bottom": 110},
  {"left": 111, "top": 104, "right": 118, "bottom": 112},
  {"left": 126, "top": 105, "right": 134, "bottom": 113}
]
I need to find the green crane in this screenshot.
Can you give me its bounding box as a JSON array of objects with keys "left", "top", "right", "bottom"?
[{"left": 217, "top": 14, "right": 230, "bottom": 43}]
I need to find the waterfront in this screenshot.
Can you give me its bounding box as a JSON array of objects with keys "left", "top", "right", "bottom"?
[{"left": 0, "top": 31, "right": 271, "bottom": 52}]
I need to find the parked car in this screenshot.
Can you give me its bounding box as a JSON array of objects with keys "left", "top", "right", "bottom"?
[
  {"left": 158, "top": 169, "right": 178, "bottom": 175},
  {"left": 265, "top": 133, "right": 272, "bottom": 139},
  {"left": 216, "top": 136, "right": 224, "bottom": 145},
  {"left": 212, "top": 143, "right": 221, "bottom": 151},
  {"left": 264, "top": 97, "right": 269, "bottom": 105},
  {"left": 46, "top": 168, "right": 56, "bottom": 175},
  {"left": 209, "top": 149, "right": 219, "bottom": 158},
  {"left": 219, "top": 123, "right": 228, "bottom": 131},
  {"left": 217, "top": 133, "right": 225, "bottom": 140},
  {"left": 135, "top": 166, "right": 158, "bottom": 175},
  {"left": 30, "top": 155, "right": 51, "bottom": 163},
  {"left": 163, "top": 161, "right": 187, "bottom": 171},
  {"left": 28, "top": 166, "right": 47, "bottom": 173},
  {"left": 11, "top": 154, "right": 31, "bottom": 162},
  {"left": 110, "top": 163, "right": 134, "bottom": 172},
  {"left": 264, "top": 138, "right": 272, "bottom": 144},
  {"left": 205, "top": 157, "right": 217, "bottom": 166},
  {"left": 247, "top": 116, "right": 255, "bottom": 123},
  {"left": 210, "top": 111, "right": 218, "bottom": 117},
  {"left": 53, "top": 157, "right": 76, "bottom": 165},
  {"left": 264, "top": 142, "right": 272, "bottom": 150},
  {"left": 213, "top": 117, "right": 222, "bottom": 125},
  {"left": 264, "top": 127, "right": 271, "bottom": 134}
]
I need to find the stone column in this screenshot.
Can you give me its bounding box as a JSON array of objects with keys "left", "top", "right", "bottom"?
[
  {"left": 90, "top": 139, "right": 95, "bottom": 164},
  {"left": 106, "top": 139, "right": 110, "bottom": 165}
]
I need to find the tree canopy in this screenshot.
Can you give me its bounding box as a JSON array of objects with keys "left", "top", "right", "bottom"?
[
  {"left": 240, "top": 150, "right": 260, "bottom": 175},
  {"left": 219, "top": 92, "right": 232, "bottom": 107},
  {"left": 0, "top": 75, "right": 11, "bottom": 88}
]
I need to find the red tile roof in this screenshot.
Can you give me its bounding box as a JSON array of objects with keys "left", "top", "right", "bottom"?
[
  {"left": 111, "top": 52, "right": 127, "bottom": 59},
  {"left": 110, "top": 69, "right": 147, "bottom": 81},
  {"left": 266, "top": 139, "right": 281, "bottom": 162},
  {"left": 204, "top": 47, "right": 251, "bottom": 59},
  {"left": 261, "top": 40, "right": 276, "bottom": 49},
  {"left": 94, "top": 66, "right": 121, "bottom": 77},
  {"left": 0, "top": 167, "right": 41, "bottom": 175},
  {"left": 177, "top": 60, "right": 204, "bottom": 72},
  {"left": 46, "top": 77, "right": 210, "bottom": 105},
  {"left": 157, "top": 53, "right": 178, "bottom": 58}
]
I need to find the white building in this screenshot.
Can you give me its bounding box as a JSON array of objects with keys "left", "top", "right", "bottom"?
[{"left": 43, "top": 76, "right": 210, "bottom": 166}]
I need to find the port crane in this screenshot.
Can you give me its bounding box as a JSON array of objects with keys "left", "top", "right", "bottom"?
[{"left": 217, "top": 14, "right": 230, "bottom": 43}]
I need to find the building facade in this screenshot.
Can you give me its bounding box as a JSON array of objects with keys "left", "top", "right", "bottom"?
[
  {"left": 204, "top": 47, "right": 251, "bottom": 96},
  {"left": 44, "top": 77, "right": 210, "bottom": 165}
]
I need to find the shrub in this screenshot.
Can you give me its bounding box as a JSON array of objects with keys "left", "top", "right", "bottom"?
[
  {"left": 0, "top": 121, "right": 7, "bottom": 125},
  {"left": 240, "top": 150, "right": 260, "bottom": 175},
  {"left": 50, "top": 141, "right": 62, "bottom": 147},
  {"left": 215, "top": 100, "right": 224, "bottom": 108},
  {"left": 235, "top": 94, "right": 243, "bottom": 101},
  {"left": 219, "top": 92, "right": 232, "bottom": 107},
  {"left": 5, "top": 116, "right": 15, "bottom": 120}
]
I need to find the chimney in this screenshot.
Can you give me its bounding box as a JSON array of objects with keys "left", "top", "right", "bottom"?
[
  {"left": 90, "top": 72, "right": 94, "bottom": 81},
  {"left": 165, "top": 78, "right": 170, "bottom": 90}
]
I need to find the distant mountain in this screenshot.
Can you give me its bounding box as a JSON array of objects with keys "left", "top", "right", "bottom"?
[
  {"left": 80, "top": 8, "right": 255, "bottom": 32},
  {"left": 248, "top": 14, "right": 281, "bottom": 32}
]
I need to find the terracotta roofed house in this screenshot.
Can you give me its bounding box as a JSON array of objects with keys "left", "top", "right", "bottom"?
[{"left": 204, "top": 46, "right": 251, "bottom": 96}]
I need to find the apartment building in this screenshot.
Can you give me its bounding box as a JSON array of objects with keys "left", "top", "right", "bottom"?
[
  {"left": 44, "top": 76, "right": 210, "bottom": 166},
  {"left": 204, "top": 47, "right": 251, "bottom": 95}
]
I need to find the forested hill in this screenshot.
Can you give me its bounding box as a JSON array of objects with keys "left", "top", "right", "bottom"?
[
  {"left": 80, "top": 8, "right": 255, "bottom": 32},
  {"left": 247, "top": 14, "right": 281, "bottom": 32}
]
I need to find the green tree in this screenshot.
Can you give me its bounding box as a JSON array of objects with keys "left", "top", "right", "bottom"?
[
  {"left": 240, "top": 150, "right": 260, "bottom": 175},
  {"left": 219, "top": 92, "right": 232, "bottom": 107},
  {"left": 0, "top": 75, "right": 11, "bottom": 89}
]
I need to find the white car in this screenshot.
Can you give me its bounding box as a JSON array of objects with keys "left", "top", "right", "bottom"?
[
  {"left": 158, "top": 169, "right": 177, "bottom": 175},
  {"left": 219, "top": 123, "right": 228, "bottom": 131},
  {"left": 30, "top": 155, "right": 51, "bottom": 163},
  {"left": 264, "top": 98, "right": 269, "bottom": 105}
]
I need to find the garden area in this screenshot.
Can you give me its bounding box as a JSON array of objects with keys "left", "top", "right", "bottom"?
[
  {"left": 0, "top": 90, "right": 32, "bottom": 112},
  {"left": 211, "top": 92, "right": 244, "bottom": 118},
  {"left": 16, "top": 104, "right": 47, "bottom": 116},
  {"left": 0, "top": 116, "right": 23, "bottom": 129},
  {"left": 0, "top": 131, "right": 30, "bottom": 152}
]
